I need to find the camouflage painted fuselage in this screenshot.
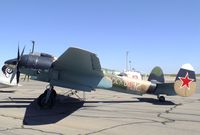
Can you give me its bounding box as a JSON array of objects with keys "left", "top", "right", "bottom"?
[
  {"left": 97, "top": 73, "right": 156, "bottom": 95},
  {"left": 98, "top": 63, "right": 197, "bottom": 98}
]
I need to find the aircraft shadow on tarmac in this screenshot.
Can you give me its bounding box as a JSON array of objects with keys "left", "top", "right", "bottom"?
[
  {"left": 23, "top": 95, "right": 84, "bottom": 125},
  {"left": 22, "top": 97, "right": 175, "bottom": 125},
  {"left": 0, "top": 97, "right": 34, "bottom": 108},
  {"left": 85, "top": 98, "right": 175, "bottom": 106},
  {"left": 0, "top": 95, "right": 175, "bottom": 125},
  {"left": 0, "top": 90, "right": 16, "bottom": 93},
  {"left": 22, "top": 98, "right": 174, "bottom": 125},
  {"left": 136, "top": 97, "right": 176, "bottom": 105}
]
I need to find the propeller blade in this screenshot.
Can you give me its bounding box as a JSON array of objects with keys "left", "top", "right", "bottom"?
[
  {"left": 17, "top": 45, "right": 20, "bottom": 62},
  {"left": 10, "top": 67, "right": 17, "bottom": 83},
  {"left": 16, "top": 70, "right": 20, "bottom": 84},
  {"left": 16, "top": 64, "right": 20, "bottom": 84},
  {"left": 11, "top": 44, "right": 25, "bottom": 84},
  {"left": 20, "top": 46, "right": 25, "bottom": 58}
]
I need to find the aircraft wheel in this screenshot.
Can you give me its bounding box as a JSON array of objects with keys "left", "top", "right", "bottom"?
[
  {"left": 37, "top": 89, "right": 57, "bottom": 109},
  {"left": 158, "top": 96, "right": 165, "bottom": 102}
]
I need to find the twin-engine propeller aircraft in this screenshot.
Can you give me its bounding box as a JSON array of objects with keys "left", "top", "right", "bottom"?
[{"left": 2, "top": 46, "right": 196, "bottom": 108}]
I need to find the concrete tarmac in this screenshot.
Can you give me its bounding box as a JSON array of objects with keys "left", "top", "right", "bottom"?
[{"left": 0, "top": 79, "right": 199, "bottom": 135}]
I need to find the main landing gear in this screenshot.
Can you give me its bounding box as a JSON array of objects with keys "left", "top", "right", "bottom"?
[
  {"left": 37, "top": 84, "right": 57, "bottom": 109},
  {"left": 37, "top": 85, "right": 86, "bottom": 109},
  {"left": 157, "top": 95, "right": 165, "bottom": 102}
]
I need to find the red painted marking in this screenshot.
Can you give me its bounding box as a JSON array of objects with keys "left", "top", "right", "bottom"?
[{"left": 179, "top": 72, "right": 194, "bottom": 88}]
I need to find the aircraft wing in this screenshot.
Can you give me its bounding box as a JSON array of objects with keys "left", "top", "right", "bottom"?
[
  {"left": 51, "top": 47, "right": 104, "bottom": 91},
  {"left": 0, "top": 82, "right": 16, "bottom": 88}
]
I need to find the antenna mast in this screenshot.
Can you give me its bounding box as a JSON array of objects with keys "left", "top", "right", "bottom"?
[{"left": 31, "top": 40, "right": 35, "bottom": 53}]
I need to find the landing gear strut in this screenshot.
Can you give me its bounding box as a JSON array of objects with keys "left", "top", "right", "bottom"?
[
  {"left": 63, "top": 89, "right": 86, "bottom": 101},
  {"left": 37, "top": 84, "right": 57, "bottom": 109},
  {"left": 157, "top": 95, "right": 165, "bottom": 102}
]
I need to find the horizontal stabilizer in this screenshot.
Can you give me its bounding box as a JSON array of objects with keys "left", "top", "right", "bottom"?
[{"left": 155, "top": 83, "right": 176, "bottom": 96}]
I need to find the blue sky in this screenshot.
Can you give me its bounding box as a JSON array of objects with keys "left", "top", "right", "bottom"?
[{"left": 0, "top": 0, "right": 199, "bottom": 73}]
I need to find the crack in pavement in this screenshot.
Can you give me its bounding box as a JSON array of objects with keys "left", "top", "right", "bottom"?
[
  {"left": 0, "top": 115, "right": 64, "bottom": 135},
  {"left": 0, "top": 112, "right": 65, "bottom": 134},
  {"left": 169, "top": 112, "right": 200, "bottom": 117},
  {"left": 80, "top": 107, "right": 160, "bottom": 114},
  {"left": 85, "top": 121, "right": 157, "bottom": 135},
  {"left": 83, "top": 104, "right": 179, "bottom": 135},
  {"left": 0, "top": 126, "right": 64, "bottom": 135},
  {"left": 158, "top": 101, "right": 200, "bottom": 124},
  {"left": 73, "top": 114, "right": 161, "bottom": 122},
  {"left": 84, "top": 101, "right": 200, "bottom": 135},
  {"left": 157, "top": 104, "right": 181, "bottom": 125},
  {"left": 0, "top": 114, "right": 23, "bottom": 120}
]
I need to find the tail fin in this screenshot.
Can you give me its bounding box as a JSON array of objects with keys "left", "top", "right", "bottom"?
[
  {"left": 174, "top": 64, "right": 196, "bottom": 97},
  {"left": 148, "top": 66, "right": 164, "bottom": 84}
]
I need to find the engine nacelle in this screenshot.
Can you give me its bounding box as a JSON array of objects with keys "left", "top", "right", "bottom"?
[
  {"left": 20, "top": 54, "right": 54, "bottom": 70},
  {"left": 1, "top": 65, "right": 13, "bottom": 78}
]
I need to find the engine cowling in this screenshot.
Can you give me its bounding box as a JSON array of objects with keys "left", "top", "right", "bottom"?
[{"left": 20, "top": 55, "right": 54, "bottom": 70}]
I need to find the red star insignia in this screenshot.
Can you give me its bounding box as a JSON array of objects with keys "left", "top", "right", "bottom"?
[{"left": 179, "top": 72, "right": 194, "bottom": 89}]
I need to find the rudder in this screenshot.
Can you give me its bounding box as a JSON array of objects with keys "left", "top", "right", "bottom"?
[{"left": 174, "top": 64, "right": 196, "bottom": 97}]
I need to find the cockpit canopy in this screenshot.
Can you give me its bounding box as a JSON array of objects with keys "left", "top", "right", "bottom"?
[
  {"left": 118, "top": 72, "right": 128, "bottom": 77},
  {"left": 30, "top": 52, "right": 57, "bottom": 60}
]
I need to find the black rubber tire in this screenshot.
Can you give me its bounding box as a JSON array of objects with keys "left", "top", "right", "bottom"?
[
  {"left": 158, "top": 96, "right": 165, "bottom": 102},
  {"left": 37, "top": 89, "right": 57, "bottom": 109}
]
